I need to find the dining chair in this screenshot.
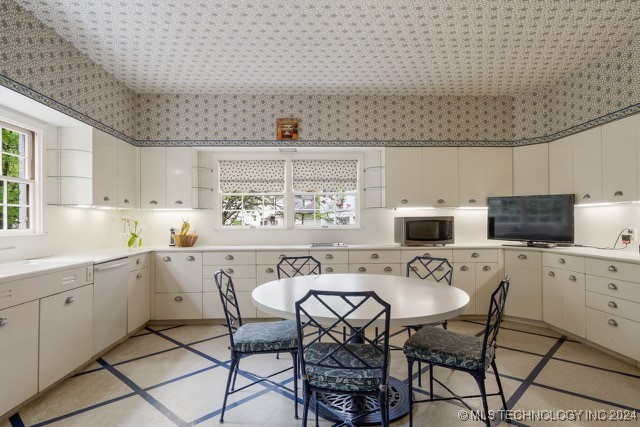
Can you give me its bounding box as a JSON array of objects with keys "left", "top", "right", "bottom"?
[
  {"left": 277, "top": 255, "right": 322, "bottom": 279},
  {"left": 403, "top": 276, "right": 510, "bottom": 427},
  {"left": 214, "top": 269, "right": 299, "bottom": 422},
  {"left": 295, "top": 290, "right": 391, "bottom": 427}
]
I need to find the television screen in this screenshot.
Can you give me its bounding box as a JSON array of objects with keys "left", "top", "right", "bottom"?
[{"left": 487, "top": 194, "right": 575, "bottom": 244}]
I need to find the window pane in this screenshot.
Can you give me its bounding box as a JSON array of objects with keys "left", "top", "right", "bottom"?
[
  {"left": 222, "top": 195, "right": 242, "bottom": 210},
  {"left": 222, "top": 211, "right": 242, "bottom": 226},
  {"left": 243, "top": 195, "right": 262, "bottom": 210},
  {"left": 0, "top": 206, "right": 3, "bottom": 229},
  {"left": 7, "top": 182, "right": 29, "bottom": 205},
  {"left": 0, "top": 180, "right": 3, "bottom": 201},
  {"left": 7, "top": 206, "right": 29, "bottom": 229},
  {"left": 2, "top": 128, "right": 25, "bottom": 156},
  {"left": 2, "top": 154, "right": 26, "bottom": 178}
]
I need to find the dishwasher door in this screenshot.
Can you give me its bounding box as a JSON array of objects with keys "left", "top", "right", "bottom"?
[{"left": 93, "top": 257, "right": 129, "bottom": 355}]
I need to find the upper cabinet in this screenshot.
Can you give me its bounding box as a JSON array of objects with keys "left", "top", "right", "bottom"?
[
  {"left": 458, "top": 147, "right": 485, "bottom": 207},
  {"left": 548, "top": 134, "right": 574, "bottom": 195},
  {"left": 140, "top": 147, "right": 196, "bottom": 209},
  {"left": 513, "top": 144, "right": 549, "bottom": 196},
  {"left": 117, "top": 140, "right": 139, "bottom": 209},
  {"left": 573, "top": 127, "right": 602, "bottom": 204},
  {"left": 92, "top": 130, "right": 118, "bottom": 207},
  {"left": 601, "top": 116, "right": 638, "bottom": 202},
  {"left": 385, "top": 147, "right": 423, "bottom": 207},
  {"left": 423, "top": 147, "right": 458, "bottom": 207},
  {"left": 485, "top": 147, "right": 513, "bottom": 198}
]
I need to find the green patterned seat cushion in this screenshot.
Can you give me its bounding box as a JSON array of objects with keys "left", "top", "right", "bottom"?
[
  {"left": 304, "top": 342, "right": 386, "bottom": 392},
  {"left": 403, "top": 326, "right": 494, "bottom": 370},
  {"left": 232, "top": 320, "right": 298, "bottom": 353}
]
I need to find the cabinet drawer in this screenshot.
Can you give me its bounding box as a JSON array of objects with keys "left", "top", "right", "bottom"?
[
  {"left": 401, "top": 249, "right": 453, "bottom": 263},
  {"left": 586, "top": 258, "right": 640, "bottom": 283},
  {"left": 349, "top": 250, "right": 401, "bottom": 264},
  {"left": 322, "top": 264, "right": 349, "bottom": 274},
  {"left": 310, "top": 250, "right": 349, "bottom": 265},
  {"left": 203, "top": 251, "right": 256, "bottom": 266},
  {"left": 203, "top": 277, "right": 255, "bottom": 292},
  {"left": 128, "top": 253, "right": 149, "bottom": 271},
  {"left": 203, "top": 265, "right": 256, "bottom": 279},
  {"left": 154, "top": 252, "right": 203, "bottom": 293},
  {"left": 453, "top": 249, "right": 498, "bottom": 263},
  {"left": 543, "top": 253, "right": 585, "bottom": 273},
  {"left": 349, "top": 264, "right": 402, "bottom": 275},
  {"left": 586, "top": 308, "right": 640, "bottom": 361},
  {"left": 586, "top": 275, "right": 640, "bottom": 303},
  {"left": 203, "top": 291, "right": 255, "bottom": 319},
  {"left": 586, "top": 291, "right": 640, "bottom": 323},
  {"left": 154, "top": 293, "right": 203, "bottom": 320},
  {"left": 256, "top": 265, "right": 279, "bottom": 284},
  {"left": 256, "top": 251, "right": 310, "bottom": 265}
]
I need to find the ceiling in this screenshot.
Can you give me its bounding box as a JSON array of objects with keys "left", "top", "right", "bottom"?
[{"left": 14, "top": 0, "right": 640, "bottom": 96}]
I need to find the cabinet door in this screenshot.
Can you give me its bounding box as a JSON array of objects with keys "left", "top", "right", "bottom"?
[
  {"left": 140, "top": 147, "right": 166, "bottom": 208},
  {"left": 128, "top": 267, "right": 150, "bottom": 333},
  {"left": 93, "top": 259, "right": 129, "bottom": 355},
  {"left": 562, "top": 271, "right": 586, "bottom": 338},
  {"left": 602, "top": 116, "right": 638, "bottom": 202},
  {"left": 154, "top": 252, "right": 203, "bottom": 293},
  {"left": 486, "top": 147, "right": 513, "bottom": 197},
  {"left": 513, "top": 144, "right": 548, "bottom": 196},
  {"left": 92, "top": 130, "right": 118, "bottom": 207},
  {"left": 0, "top": 301, "right": 39, "bottom": 415},
  {"left": 118, "top": 140, "right": 139, "bottom": 208},
  {"left": 385, "top": 147, "right": 423, "bottom": 207},
  {"left": 542, "top": 267, "right": 563, "bottom": 328},
  {"left": 475, "top": 263, "right": 498, "bottom": 316},
  {"left": 166, "top": 147, "right": 193, "bottom": 208},
  {"left": 458, "top": 147, "right": 486, "bottom": 207},
  {"left": 453, "top": 263, "right": 476, "bottom": 314},
  {"left": 573, "top": 127, "right": 602, "bottom": 204},
  {"left": 549, "top": 135, "right": 574, "bottom": 195},
  {"left": 40, "top": 284, "right": 93, "bottom": 390},
  {"left": 504, "top": 251, "right": 542, "bottom": 320},
  {"left": 423, "top": 147, "right": 458, "bottom": 207}
]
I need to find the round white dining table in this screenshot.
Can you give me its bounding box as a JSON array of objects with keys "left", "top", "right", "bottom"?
[{"left": 251, "top": 273, "right": 470, "bottom": 327}]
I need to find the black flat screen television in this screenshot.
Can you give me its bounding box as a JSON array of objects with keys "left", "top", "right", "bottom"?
[{"left": 487, "top": 194, "right": 575, "bottom": 245}]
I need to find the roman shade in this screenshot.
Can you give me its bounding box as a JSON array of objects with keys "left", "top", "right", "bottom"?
[
  {"left": 219, "top": 160, "right": 285, "bottom": 193},
  {"left": 292, "top": 160, "right": 358, "bottom": 192}
]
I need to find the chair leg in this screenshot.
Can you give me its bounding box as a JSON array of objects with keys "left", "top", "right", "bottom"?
[
  {"left": 301, "top": 385, "right": 311, "bottom": 427},
  {"left": 492, "top": 359, "right": 509, "bottom": 413},
  {"left": 407, "top": 358, "right": 414, "bottom": 427},
  {"left": 378, "top": 389, "right": 389, "bottom": 427},
  {"left": 417, "top": 361, "right": 422, "bottom": 387},
  {"left": 220, "top": 356, "right": 238, "bottom": 422},
  {"left": 314, "top": 391, "right": 319, "bottom": 427},
  {"left": 231, "top": 358, "right": 240, "bottom": 391},
  {"left": 429, "top": 364, "right": 434, "bottom": 400},
  {"left": 292, "top": 351, "right": 299, "bottom": 419},
  {"left": 474, "top": 373, "right": 490, "bottom": 427}
]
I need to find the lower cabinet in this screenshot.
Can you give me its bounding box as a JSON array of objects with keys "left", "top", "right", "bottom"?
[
  {"left": 504, "top": 250, "right": 542, "bottom": 320},
  {"left": 154, "top": 293, "right": 203, "bottom": 320},
  {"left": 128, "top": 267, "right": 150, "bottom": 333},
  {"left": 543, "top": 267, "right": 586, "bottom": 337},
  {"left": 39, "top": 284, "right": 93, "bottom": 390},
  {"left": 453, "top": 262, "right": 498, "bottom": 315},
  {"left": 0, "top": 301, "right": 39, "bottom": 416},
  {"left": 586, "top": 308, "right": 640, "bottom": 361}
]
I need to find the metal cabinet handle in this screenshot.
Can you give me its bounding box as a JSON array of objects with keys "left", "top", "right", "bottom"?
[
  {"left": 136, "top": 258, "right": 142, "bottom": 264},
  {"left": 558, "top": 258, "right": 566, "bottom": 264},
  {"left": 65, "top": 296, "right": 75, "bottom": 304},
  {"left": 608, "top": 319, "right": 618, "bottom": 327},
  {"left": 325, "top": 267, "right": 334, "bottom": 273},
  {"left": 437, "top": 199, "right": 445, "bottom": 204},
  {"left": 568, "top": 275, "right": 577, "bottom": 282},
  {"left": 582, "top": 194, "right": 591, "bottom": 199},
  {"left": 0, "top": 317, "right": 8, "bottom": 327},
  {"left": 174, "top": 296, "right": 183, "bottom": 302},
  {"left": 460, "top": 266, "right": 469, "bottom": 271},
  {"left": 614, "top": 191, "right": 623, "bottom": 196},
  {"left": 371, "top": 253, "right": 379, "bottom": 259},
  {"left": 401, "top": 199, "right": 408, "bottom": 204},
  {"left": 136, "top": 272, "right": 143, "bottom": 279},
  {"left": 469, "top": 198, "right": 477, "bottom": 204},
  {"left": 266, "top": 268, "right": 274, "bottom": 273},
  {"left": 483, "top": 265, "right": 491, "bottom": 271},
  {"left": 150, "top": 200, "right": 158, "bottom": 205},
  {"left": 518, "top": 254, "right": 528, "bottom": 260},
  {"left": 608, "top": 283, "right": 618, "bottom": 290},
  {"left": 186, "top": 256, "right": 196, "bottom": 261},
  {"left": 548, "top": 271, "right": 556, "bottom": 277},
  {"left": 163, "top": 256, "right": 171, "bottom": 262},
  {"left": 325, "top": 254, "right": 334, "bottom": 260},
  {"left": 175, "top": 200, "right": 183, "bottom": 205},
  {"left": 225, "top": 255, "right": 234, "bottom": 261},
  {"left": 423, "top": 253, "right": 431, "bottom": 258},
  {"left": 225, "top": 268, "right": 234, "bottom": 274},
  {"left": 471, "top": 252, "right": 479, "bottom": 258},
  {"left": 411, "top": 266, "right": 419, "bottom": 272},
  {"left": 228, "top": 294, "right": 235, "bottom": 301},
  {"left": 608, "top": 301, "right": 618, "bottom": 309},
  {"left": 607, "top": 265, "right": 617, "bottom": 272},
  {"left": 124, "top": 198, "right": 130, "bottom": 204},
  {"left": 358, "top": 267, "right": 367, "bottom": 272},
  {"left": 384, "top": 266, "right": 392, "bottom": 272},
  {"left": 103, "top": 196, "right": 110, "bottom": 202},
  {"left": 279, "top": 254, "right": 286, "bottom": 259}
]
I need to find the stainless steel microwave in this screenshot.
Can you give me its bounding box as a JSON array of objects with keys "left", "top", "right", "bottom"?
[{"left": 394, "top": 216, "right": 454, "bottom": 246}]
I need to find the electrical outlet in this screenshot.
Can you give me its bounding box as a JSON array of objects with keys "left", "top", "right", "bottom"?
[{"left": 628, "top": 228, "right": 638, "bottom": 241}]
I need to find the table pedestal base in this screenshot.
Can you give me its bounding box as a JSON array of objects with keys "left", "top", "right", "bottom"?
[{"left": 311, "top": 377, "right": 410, "bottom": 425}]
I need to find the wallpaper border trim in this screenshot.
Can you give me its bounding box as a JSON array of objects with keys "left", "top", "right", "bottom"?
[{"left": 1, "top": 74, "right": 637, "bottom": 148}]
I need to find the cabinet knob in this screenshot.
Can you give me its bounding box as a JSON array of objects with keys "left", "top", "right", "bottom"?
[
  {"left": 0, "top": 317, "right": 8, "bottom": 327},
  {"left": 582, "top": 194, "right": 591, "bottom": 199},
  {"left": 266, "top": 268, "right": 274, "bottom": 273},
  {"left": 175, "top": 296, "right": 183, "bottom": 302},
  {"left": 136, "top": 258, "right": 142, "bottom": 265},
  {"left": 607, "top": 282, "right": 618, "bottom": 290},
  {"left": 460, "top": 265, "right": 469, "bottom": 271},
  {"left": 608, "top": 301, "right": 618, "bottom": 309},
  {"left": 471, "top": 252, "right": 479, "bottom": 258},
  {"left": 423, "top": 253, "right": 431, "bottom": 258},
  {"left": 401, "top": 199, "right": 408, "bottom": 204},
  {"left": 607, "top": 319, "right": 618, "bottom": 327},
  {"left": 468, "top": 198, "right": 477, "bottom": 204},
  {"left": 65, "top": 296, "right": 75, "bottom": 304},
  {"left": 614, "top": 191, "right": 623, "bottom": 197},
  {"left": 436, "top": 266, "right": 444, "bottom": 271},
  {"left": 607, "top": 265, "right": 617, "bottom": 272},
  {"left": 150, "top": 200, "right": 158, "bottom": 205},
  {"left": 163, "top": 256, "right": 172, "bottom": 262},
  {"left": 225, "top": 255, "right": 234, "bottom": 261},
  {"left": 186, "top": 256, "right": 196, "bottom": 261},
  {"left": 384, "top": 266, "right": 392, "bottom": 272},
  {"left": 358, "top": 267, "right": 367, "bottom": 272},
  {"left": 325, "top": 267, "right": 334, "bottom": 273},
  {"left": 228, "top": 294, "right": 235, "bottom": 302},
  {"left": 103, "top": 196, "right": 110, "bottom": 202},
  {"left": 225, "top": 268, "right": 234, "bottom": 274},
  {"left": 483, "top": 265, "right": 492, "bottom": 271},
  {"left": 518, "top": 254, "right": 528, "bottom": 260},
  {"left": 136, "top": 272, "right": 143, "bottom": 279},
  {"left": 568, "top": 275, "right": 577, "bottom": 282},
  {"left": 279, "top": 254, "right": 286, "bottom": 259},
  {"left": 437, "top": 199, "right": 445, "bottom": 204},
  {"left": 325, "top": 254, "right": 333, "bottom": 260},
  {"left": 124, "top": 198, "right": 130, "bottom": 204},
  {"left": 175, "top": 200, "right": 183, "bottom": 205},
  {"left": 557, "top": 258, "right": 566, "bottom": 264},
  {"left": 371, "top": 253, "right": 379, "bottom": 259},
  {"left": 548, "top": 271, "right": 556, "bottom": 277}
]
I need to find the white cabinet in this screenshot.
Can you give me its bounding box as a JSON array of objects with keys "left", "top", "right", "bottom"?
[
  {"left": 573, "top": 127, "right": 602, "bottom": 204},
  {"left": 348, "top": 250, "right": 402, "bottom": 276},
  {"left": 485, "top": 147, "right": 513, "bottom": 197},
  {"left": 92, "top": 130, "right": 118, "bottom": 207},
  {"left": 549, "top": 135, "right": 574, "bottom": 195},
  {"left": 118, "top": 140, "right": 139, "bottom": 208},
  {"left": 140, "top": 148, "right": 167, "bottom": 208},
  {"left": 141, "top": 147, "right": 195, "bottom": 208},
  {"left": 166, "top": 147, "right": 194, "bottom": 208},
  {"left": 0, "top": 301, "right": 39, "bottom": 416},
  {"left": 458, "top": 147, "right": 486, "bottom": 207},
  {"left": 39, "top": 284, "right": 93, "bottom": 390},
  {"left": 542, "top": 267, "right": 563, "bottom": 328},
  {"left": 562, "top": 271, "right": 586, "bottom": 338},
  {"left": 154, "top": 252, "right": 203, "bottom": 319},
  {"left": 203, "top": 251, "right": 257, "bottom": 319},
  {"left": 542, "top": 253, "right": 586, "bottom": 337},
  {"left": 385, "top": 147, "right": 423, "bottom": 207},
  {"left": 128, "top": 254, "right": 150, "bottom": 333},
  {"left": 513, "top": 144, "right": 548, "bottom": 196},
  {"left": 504, "top": 250, "right": 542, "bottom": 320},
  {"left": 93, "top": 259, "right": 129, "bottom": 354},
  {"left": 423, "top": 147, "right": 458, "bottom": 207},
  {"left": 602, "top": 115, "right": 638, "bottom": 202},
  {"left": 452, "top": 250, "right": 499, "bottom": 315}
]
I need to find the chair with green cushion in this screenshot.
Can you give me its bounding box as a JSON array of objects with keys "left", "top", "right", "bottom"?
[
  {"left": 295, "top": 290, "right": 391, "bottom": 427},
  {"left": 214, "top": 269, "right": 299, "bottom": 423},
  {"left": 403, "top": 276, "right": 510, "bottom": 427}
]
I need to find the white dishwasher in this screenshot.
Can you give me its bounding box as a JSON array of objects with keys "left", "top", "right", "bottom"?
[{"left": 92, "top": 257, "right": 129, "bottom": 355}]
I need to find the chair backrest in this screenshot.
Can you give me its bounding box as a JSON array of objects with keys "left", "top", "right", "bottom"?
[
  {"left": 480, "top": 275, "right": 510, "bottom": 361},
  {"left": 277, "top": 255, "right": 322, "bottom": 279},
  {"left": 214, "top": 269, "right": 243, "bottom": 348},
  {"left": 295, "top": 290, "right": 391, "bottom": 388},
  {"left": 406, "top": 255, "right": 453, "bottom": 285}
]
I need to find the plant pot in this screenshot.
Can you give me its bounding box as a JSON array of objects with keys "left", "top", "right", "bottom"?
[{"left": 174, "top": 234, "right": 198, "bottom": 247}]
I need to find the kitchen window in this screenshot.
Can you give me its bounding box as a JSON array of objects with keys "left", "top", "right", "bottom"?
[{"left": 0, "top": 120, "right": 36, "bottom": 233}]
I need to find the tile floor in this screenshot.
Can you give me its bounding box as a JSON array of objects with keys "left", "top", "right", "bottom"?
[{"left": 3, "top": 320, "right": 640, "bottom": 426}]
